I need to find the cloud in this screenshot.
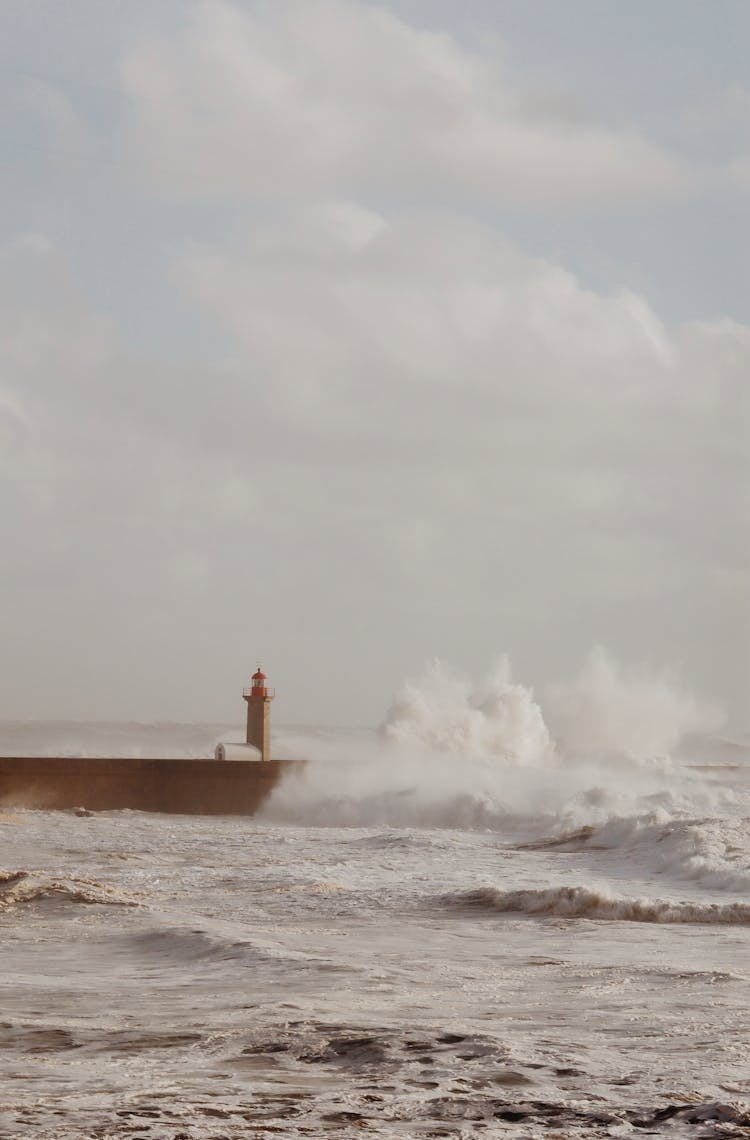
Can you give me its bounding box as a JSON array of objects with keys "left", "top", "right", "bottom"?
[
  {"left": 0, "top": 1, "right": 745, "bottom": 726},
  {"left": 2, "top": 202, "right": 743, "bottom": 702},
  {"left": 172, "top": 203, "right": 679, "bottom": 442},
  {"left": 170, "top": 206, "right": 748, "bottom": 593},
  {"left": 120, "top": 0, "right": 687, "bottom": 205},
  {"left": 0, "top": 210, "right": 746, "bottom": 719}
]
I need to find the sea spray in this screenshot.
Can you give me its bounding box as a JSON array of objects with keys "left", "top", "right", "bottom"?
[
  {"left": 545, "top": 646, "right": 724, "bottom": 761},
  {"left": 379, "top": 657, "right": 554, "bottom": 765},
  {"left": 264, "top": 649, "right": 725, "bottom": 830}
]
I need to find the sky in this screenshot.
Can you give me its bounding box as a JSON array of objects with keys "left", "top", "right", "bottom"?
[{"left": 0, "top": 0, "right": 748, "bottom": 728}]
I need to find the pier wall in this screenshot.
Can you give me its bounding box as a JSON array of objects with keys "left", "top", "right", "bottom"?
[{"left": 0, "top": 757, "right": 304, "bottom": 815}]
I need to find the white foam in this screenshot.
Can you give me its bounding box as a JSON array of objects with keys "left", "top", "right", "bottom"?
[{"left": 584, "top": 813, "right": 750, "bottom": 890}]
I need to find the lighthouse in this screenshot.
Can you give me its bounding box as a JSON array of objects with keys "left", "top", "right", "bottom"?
[{"left": 243, "top": 667, "right": 275, "bottom": 761}]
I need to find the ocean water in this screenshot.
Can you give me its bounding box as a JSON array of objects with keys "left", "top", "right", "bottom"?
[{"left": 2, "top": 657, "right": 750, "bottom": 1138}]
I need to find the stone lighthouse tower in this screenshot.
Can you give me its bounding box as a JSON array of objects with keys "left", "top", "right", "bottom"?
[{"left": 243, "top": 667, "right": 275, "bottom": 761}]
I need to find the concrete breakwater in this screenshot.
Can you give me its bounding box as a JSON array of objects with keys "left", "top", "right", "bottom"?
[{"left": 0, "top": 756, "right": 304, "bottom": 815}]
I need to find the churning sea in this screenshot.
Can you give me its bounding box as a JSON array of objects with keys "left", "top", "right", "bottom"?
[{"left": 2, "top": 665, "right": 750, "bottom": 1138}]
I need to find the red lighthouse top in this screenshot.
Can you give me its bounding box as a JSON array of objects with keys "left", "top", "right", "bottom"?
[{"left": 244, "top": 666, "right": 274, "bottom": 700}]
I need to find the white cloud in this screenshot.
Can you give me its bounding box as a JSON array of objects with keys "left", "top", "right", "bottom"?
[
  {"left": 173, "top": 205, "right": 683, "bottom": 447},
  {"left": 171, "top": 207, "right": 749, "bottom": 623},
  {"left": 120, "top": 0, "right": 687, "bottom": 205},
  {"left": 1, "top": 209, "right": 746, "bottom": 719}
]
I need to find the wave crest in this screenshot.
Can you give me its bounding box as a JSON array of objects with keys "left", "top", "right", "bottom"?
[{"left": 442, "top": 885, "right": 750, "bottom": 924}]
